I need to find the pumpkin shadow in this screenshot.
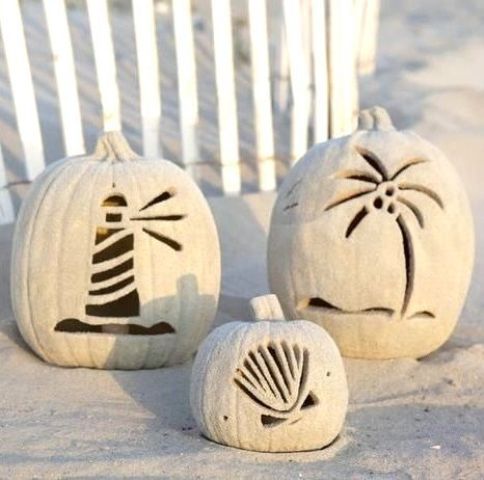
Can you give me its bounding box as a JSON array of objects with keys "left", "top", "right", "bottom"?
[
  {"left": 109, "top": 194, "right": 272, "bottom": 452},
  {"left": 209, "top": 193, "right": 274, "bottom": 326},
  {"left": 108, "top": 274, "right": 216, "bottom": 453}
]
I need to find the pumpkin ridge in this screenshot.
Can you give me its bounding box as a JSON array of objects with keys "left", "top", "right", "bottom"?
[
  {"left": 56, "top": 161, "right": 97, "bottom": 366},
  {"left": 126, "top": 162, "right": 152, "bottom": 369},
  {"left": 20, "top": 161, "right": 74, "bottom": 363},
  {"left": 85, "top": 161, "right": 112, "bottom": 368}
]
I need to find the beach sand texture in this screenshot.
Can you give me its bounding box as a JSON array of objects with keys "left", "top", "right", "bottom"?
[{"left": 0, "top": 0, "right": 483, "bottom": 478}]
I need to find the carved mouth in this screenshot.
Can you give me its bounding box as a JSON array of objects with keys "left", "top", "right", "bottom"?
[
  {"left": 298, "top": 297, "right": 434, "bottom": 320},
  {"left": 54, "top": 318, "right": 176, "bottom": 335}
]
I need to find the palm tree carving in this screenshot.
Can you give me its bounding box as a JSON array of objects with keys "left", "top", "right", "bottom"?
[{"left": 324, "top": 146, "right": 444, "bottom": 317}]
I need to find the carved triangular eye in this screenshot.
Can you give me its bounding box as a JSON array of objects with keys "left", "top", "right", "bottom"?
[{"left": 301, "top": 392, "right": 318, "bottom": 409}]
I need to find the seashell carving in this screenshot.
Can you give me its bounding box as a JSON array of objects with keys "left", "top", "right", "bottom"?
[{"left": 234, "top": 341, "right": 318, "bottom": 427}]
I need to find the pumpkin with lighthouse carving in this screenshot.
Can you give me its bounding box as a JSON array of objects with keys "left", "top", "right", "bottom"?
[
  {"left": 268, "top": 107, "right": 474, "bottom": 359},
  {"left": 11, "top": 131, "right": 220, "bottom": 369}
]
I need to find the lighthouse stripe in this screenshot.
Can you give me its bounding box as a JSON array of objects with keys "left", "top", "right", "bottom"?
[
  {"left": 94, "top": 227, "right": 131, "bottom": 249},
  {"left": 88, "top": 267, "right": 134, "bottom": 291},
  {"left": 88, "top": 275, "right": 135, "bottom": 296},
  {"left": 90, "top": 250, "right": 133, "bottom": 274},
  {"left": 86, "top": 289, "right": 139, "bottom": 318},
  {"left": 91, "top": 257, "right": 133, "bottom": 283},
  {"left": 93, "top": 233, "right": 134, "bottom": 264},
  {"left": 95, "top": 227, "right": 123, "bottom": 245},
  {"left": 86, "top": 281, "right": 139, "bottom": 306}
]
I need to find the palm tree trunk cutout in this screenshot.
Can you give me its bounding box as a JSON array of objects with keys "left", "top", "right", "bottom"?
[
  {"left": 396, "top": 214, "right": 414, "bottom": 316},
  {"left": 55, "top": 190, "right": 186, "bottom": 335},
  {"left": 299, "top": 145, "right": 444, "bottom": 319}
]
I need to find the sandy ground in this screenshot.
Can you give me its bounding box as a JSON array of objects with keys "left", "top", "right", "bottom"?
[{"left": 0, "top": 0, "right": 484, "bottom": 478}]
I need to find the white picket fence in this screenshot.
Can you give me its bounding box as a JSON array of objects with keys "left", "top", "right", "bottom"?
[{"left": 0, "top": 0, "right": 380, "bottom": 224}]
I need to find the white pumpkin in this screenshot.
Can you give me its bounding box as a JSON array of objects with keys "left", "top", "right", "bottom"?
[
  {"left": 11, "top": 131, "right": 220, "bottom": 369},
  {"left": 268, "top": 107, "right": 474, "bottom": 359},
  {"left": 190, "top": 295, "right": 348, "bottom": 453}
]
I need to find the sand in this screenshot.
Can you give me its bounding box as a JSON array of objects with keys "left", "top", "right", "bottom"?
[{"left": 0, "top": 0, "right": 483, "bottom": 478}]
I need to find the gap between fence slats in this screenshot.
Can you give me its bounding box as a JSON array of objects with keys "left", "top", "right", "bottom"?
[
  {"left": 0, "top": 146, "right": 14, "bottom": 224},
  {"left": 248, "top": 0, "right": 276, "bottom": 192},
  {"left": 43, "top": 0, "right": 85, "bottom": 157},
  {"left": 172, "top": 0, "right": 200, "bottom": 173},
  {"left": 86, "top": 0, "right": 121, "bottom": 132},
  {"left": 0, "top": 0, "right": 45, "bottom": 179},
  {"left": 211, "top": 0, "right": 241, "bottom": 195}
]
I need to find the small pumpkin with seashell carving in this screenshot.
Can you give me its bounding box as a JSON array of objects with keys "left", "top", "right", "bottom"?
[
  {"left": 190, "top": 295, "right": 348, "bottom": 453},
  {"left": 268, "top": 107, "right": 474, "bottom": 360}
]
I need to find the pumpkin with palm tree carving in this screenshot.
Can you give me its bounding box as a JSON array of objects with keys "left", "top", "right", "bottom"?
[{"left": 268, "top": 107, "right": 474, "bottom": 359}]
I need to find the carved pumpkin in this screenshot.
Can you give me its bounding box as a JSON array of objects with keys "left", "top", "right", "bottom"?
[
  {"left": 190, "top": 295, "right": 348, "bottom": 452},
  {"left": 268, "top": 107, "right": 474, "bottom": 359},
  {"left": 11, "top": 131, "right": 220, "bottom": 369}
]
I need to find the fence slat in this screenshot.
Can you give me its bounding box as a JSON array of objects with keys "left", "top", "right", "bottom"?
[
  {"left": 86, "top": 0, "right": 121, "bottom": 132},
  {"left": 211, "top": 0, "right": 241, "bottom": 195},
  {"left": 356, "top": 0, "right": 380, "bottom": 75},
  {"left": 0, "top": 147, "right": 15, "bottom": 224},
  {"left": 132, "top": 0, "right": 161, "bottom": 157},
  {"left": 0, "top": 0, "right": 45, "bottom": 179},
  {"left": 328, "top": 0, "right": 358, "bottom": 138},
  {"left": 311, "top": 0, "right": 328, "bottom": 143},
  {"left": 43, "top": 0, "right": 85, "bottom": 156},
  {"left": 248, "top": 0, "right": 275, "bottom": 192},
  {"left": 282, "top": 0, "right": 311, "bottom": 163},
  {"left": 172, "top": 0, "right": 200, "bottom": 172}
]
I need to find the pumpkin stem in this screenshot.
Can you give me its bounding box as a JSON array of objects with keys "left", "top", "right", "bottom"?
[
  {"left": 93, "top": 131, "right": 140, "bottom": 162},
  {"left": 250, "top": 295, "right": 286, "bottom": 322},
  {"left": 358, "top": 106, "right": 395, "bottom": 132}
]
